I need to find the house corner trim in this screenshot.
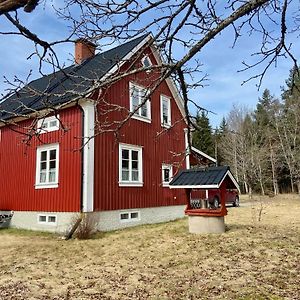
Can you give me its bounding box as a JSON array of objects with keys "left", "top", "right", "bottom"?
[
  {"left": 184, "top": 128, "right": 190, "bottom": 169},
  {"left": 79, "top": 99, "right": 95, "bottom": 212}
]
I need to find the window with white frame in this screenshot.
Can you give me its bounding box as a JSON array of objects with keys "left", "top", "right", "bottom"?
[
  {"left": 38, "top": 214, "right": 57, "bottom": 225},
  {"left": 129, "top": 82, "right": 151, "bottom": 122},
  {"left": 160, "top": 95, "right": 171, "bottom": 127},
  {"left": 142, "top": 55, "right": 152, "bottom": 69},
  {"left": 162, "top": 164, "right": 173, "bottom": 186},
  {"left": 35, "top": 144, "right": 59, "bottom": 189},
  {"left": 119, "top": 144, "right": 143, "bottom": 186},
  {"left": 37, "top": 115, "right": 60, "bottom": 134},
  {"left": 120, "top": 211, "right": 140, "bottom": 222}
]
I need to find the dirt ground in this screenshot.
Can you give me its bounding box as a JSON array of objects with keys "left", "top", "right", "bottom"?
[{"left": 0, "top": 194, "right": 299, "bottom": 300}]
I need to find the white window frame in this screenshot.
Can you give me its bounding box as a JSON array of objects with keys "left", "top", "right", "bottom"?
[
  {"left": 119, "top": 143, "right": 143, "bottom": 187},
  {"left": 120, "top": 211, "right": 140, "bottom": 223},
  {"left": 141, "top": 55, "right": 152, "bottom": 72},
  {"left": 37, "top": 115, "right": 60, "bottom": 134},
  {"left": 129, "top": 82, "right": 151, "bottom": 123},
  {"left": 162, "top": 164, "right": 173, "bottom": 187},
  {"left": 35, "top": 143, "right": 59, "bottom": 189},
  {"left": 160, "top": 95, "right": 171, "bottom": 128},
  {"left": 37, "top": 214, "right": 57, "bottom": 226}
]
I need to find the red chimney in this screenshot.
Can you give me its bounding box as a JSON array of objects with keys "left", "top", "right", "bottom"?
[{"left": 75, "top": 39, "right": 96, "bottom": 64}]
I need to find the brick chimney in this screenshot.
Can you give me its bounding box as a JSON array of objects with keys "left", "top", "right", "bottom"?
[{"left": 75, "top": 39, "right": 96, "bottom": 64}]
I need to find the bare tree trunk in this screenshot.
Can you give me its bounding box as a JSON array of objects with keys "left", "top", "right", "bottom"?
[
  {"left": 290, "top": 173, "right": 294, "bottom": 193},
  {"left": 297, "top": 181, "right": 300, "bottom": 196},
  {"left": 269, "top": 145, "right": 279, "bottom": 195},
  {"left": 258, "top": 162, "right": 265, "bottom": 196}
]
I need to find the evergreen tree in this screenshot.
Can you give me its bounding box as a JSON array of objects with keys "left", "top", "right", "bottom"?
[
  {"left": 214, "top": 117, "right": 228, "bottom": 166},
  {"left": 192, "top": 111, "right": 214, "bottom": 157}
]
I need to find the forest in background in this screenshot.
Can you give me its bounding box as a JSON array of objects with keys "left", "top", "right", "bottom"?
[{"left": 192, "top": 67, "right": 300, "bottom": 196}]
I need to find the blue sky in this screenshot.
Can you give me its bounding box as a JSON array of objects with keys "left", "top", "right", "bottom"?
[{"left": 0, "top": 2, "right": 299, "bottom": 128}]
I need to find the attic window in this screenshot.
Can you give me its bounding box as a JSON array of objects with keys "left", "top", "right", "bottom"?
[
  {"left": 37, "top": 115, "right": 60, "bottom": 134},
  {"left": 142, "top": 56, "right": 152, "bottom": 70},
  {"left": 129, "top": 82, "right": 151, "bottom": 123}
]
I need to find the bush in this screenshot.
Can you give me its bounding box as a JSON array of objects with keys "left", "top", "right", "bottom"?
[{"left": 69, "top": 213, "right": 98, "bottom": 240}]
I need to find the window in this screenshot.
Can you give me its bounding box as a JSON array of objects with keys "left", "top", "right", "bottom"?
[
  {"left": 119, "top": 144, "right": 143, "bottom": 186},
  {"left": 160, "top": 95, "right": 171, "bottom": 127},
  {"left": 162, "top": 164, "right": 173, "bottom": 187},
  {"left": 129, "top": 82, "right": 151, "bottom": 123},
  {"left": 120, "top": 211, "right": 140, "bottom": 223},
  {"left": 38, "top": 214, "right": 57, "bottom": 225},
  {"left": 142, "top": 55, "right": 152, "bottom": 70},
  {"left": 35, "top": 144, "right": 59, "bottom": 189},
  {"left": 37, "top": 115, "right": 60, "bottom": 134}
]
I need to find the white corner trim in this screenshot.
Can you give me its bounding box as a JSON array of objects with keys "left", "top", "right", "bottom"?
[
  {"left": 219, "top": 170, "right": 241, "bottom": 194},
  {"left": 191, "top": 146, "right": 217, "bottom": 163},
  {"left": 79, "top": 99, "right": 95, "bottom": 212},
  {"left": 184, "top": 128, "right": 190, "bottom": 170}
]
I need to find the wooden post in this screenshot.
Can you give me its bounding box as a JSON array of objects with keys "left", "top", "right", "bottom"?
[
  {"left": 220, "top": 181, "right": 227, "bottom": 216},
  {"left": 185, "top": 188, "right": 191, "bottom": 210}
]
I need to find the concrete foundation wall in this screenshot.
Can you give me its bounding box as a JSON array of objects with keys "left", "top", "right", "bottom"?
[{"left": 6, "top": 205, "right": 186, "bottom": 233}]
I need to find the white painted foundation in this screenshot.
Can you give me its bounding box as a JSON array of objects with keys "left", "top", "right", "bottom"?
[
  {"left": 5, "top": 205, "right": 186, "bottom": 233},
  {"left": 188, "top": 215, "right": 225, "bottom": 234}
]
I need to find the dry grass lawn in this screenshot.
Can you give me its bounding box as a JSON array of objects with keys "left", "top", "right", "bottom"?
[{"left": 0, "top": 194, "right": 299, "bottom": 300}]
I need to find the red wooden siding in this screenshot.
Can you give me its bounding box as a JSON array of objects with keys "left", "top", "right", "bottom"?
[
  {"left": 0, "top": 106, "right": 82, "bottom": 212},
  {"left": 93, "top": 49, "right": 188, "bottom": 210}
]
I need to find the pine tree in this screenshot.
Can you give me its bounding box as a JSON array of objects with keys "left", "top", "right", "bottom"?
[{"left": 192, "top": 111, "right": 214, "bottom": 157}]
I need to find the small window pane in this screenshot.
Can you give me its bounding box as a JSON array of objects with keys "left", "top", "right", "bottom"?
[
  {"left": 120, "top": 213, "right": 129, "bottom": 220},
  {"left": 122, "top": 149, "right": 129, "bottom": 160},
  {"left": 41, "top": 122, "right": 48, "bottom": 129},
  {"left": 132, "top": 160, "right": 138, "bottom": 170},
  {"left": 41, "top": 151, "right": 47, "bottom": 161},
  {"left": 164, "top": 168, "right": 170, "bottom": 182},
  {"left": 40, "top": 171, "right": 47, "bottom": 183},
  {"left": 39, "top": 215, "right": 46, "bottom": 222},
  {"left": 49, "top": 120, "right": 57, "bottom": 127},
  {"left": 141, "top": 104, "right": 148, "bottom": 117},
  {"left": 143, "top": 57, "right": 151, "bottom": 68},
  {"left": 132, "top": 150, "right": 138, "bottom": 161},
  {"left": 40, "top": 162, "right": 47, "bottom": 170},
  {"left": 122, "top": 170, "right": 129, "bottom": 181},
  {"left": 49, "top": 160, "right": 56, "bottom": 169},
  {"left": 131, "top": 88, "right": 139, "bottom": 113},
  {"left": 122, "top": 160, "right": 129, "bottom": 169},
  {"left": 50, "top": 149, "right": 56, "bottom": 160},
  {"left": 132, "top": 170, "right": 139, "bottom": 181},
  {"left": 131, "top": 212, "right": 139, "bottom": 219},
  {"left": 162, "top": 99, "right": 169, "bottom": 124},
  {"left": 49, "top": 171, "right": 56, "bottom": 182},
  {"left": 48, "top": 216, "right": 56, "bottom": 223}
]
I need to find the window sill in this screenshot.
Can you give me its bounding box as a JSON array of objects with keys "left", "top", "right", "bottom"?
[
  {"left": 35, "top": 183, "right": 59, "bottom": 189},
  {"left": 161, "top": 123, "right": 171, "bottom": 129},
  {"left": 162, "top": 183, "right": 170, "bottom": 187},
  {"left": 119, "top": 182, "right": 143, "bottom": 187},
  {"left": 132, "top": 115, "right": 151, "bottom": 124}
]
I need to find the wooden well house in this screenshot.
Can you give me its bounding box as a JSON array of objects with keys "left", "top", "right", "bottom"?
[{"left": 169, "top": 166, "right": 240, "bottom": 233}]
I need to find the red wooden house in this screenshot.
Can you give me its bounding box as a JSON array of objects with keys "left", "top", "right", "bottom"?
[{"left": 0, "top": 34, "right": 197, "bottom": 232}]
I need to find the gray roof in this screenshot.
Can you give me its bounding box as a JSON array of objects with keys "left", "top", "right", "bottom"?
[
  {"left": 0, "top": 34, "right": 149, "bottom": 120},
  {"left": 169, "top": 166, "right": 239, "bottom": 189}
]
